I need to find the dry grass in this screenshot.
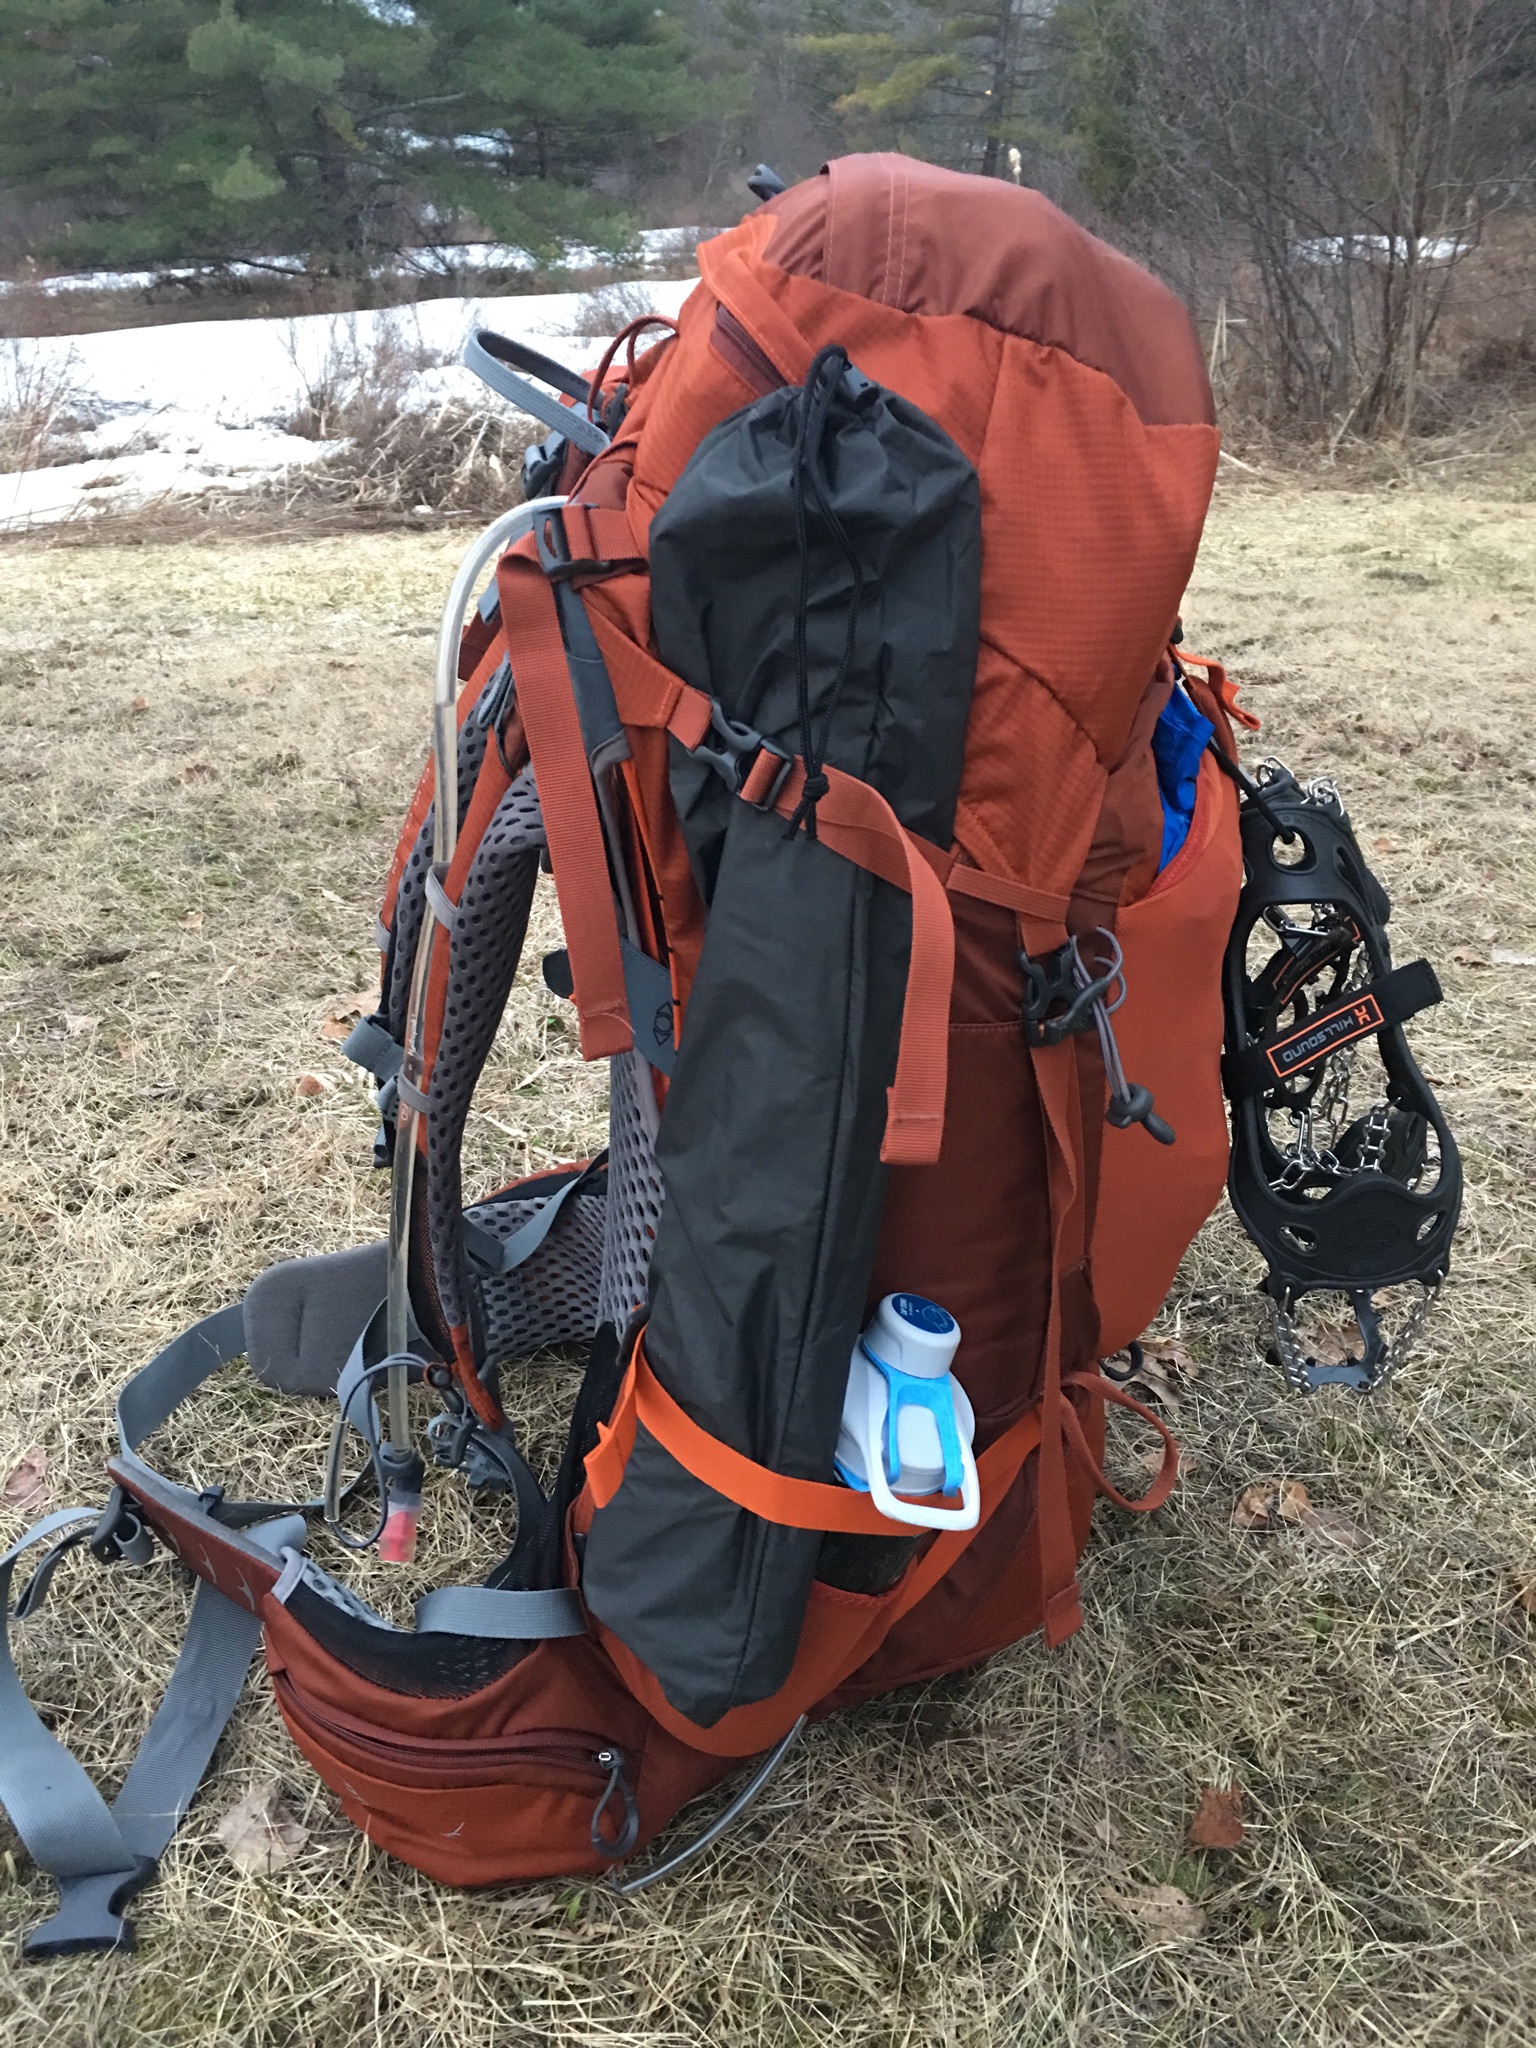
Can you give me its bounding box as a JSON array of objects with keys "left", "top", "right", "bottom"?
[{"left": 0, "top": 483, "right": 1534, "bottom": 2046}]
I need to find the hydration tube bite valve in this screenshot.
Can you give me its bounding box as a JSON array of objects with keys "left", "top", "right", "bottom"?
[{"left": 377, "top": 1442, "right": 426, "bottom": 1564}]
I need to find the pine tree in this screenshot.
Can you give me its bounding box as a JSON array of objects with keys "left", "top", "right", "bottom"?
[
  {"left": 0, "top": 0, "right": 712, "bottom": 271},
  {"left": 797, "top": 0, "right": 1052, "bottom": 175}
]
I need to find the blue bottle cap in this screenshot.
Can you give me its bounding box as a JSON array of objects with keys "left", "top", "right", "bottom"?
[{"left": 890, "top": 1293, "right": 955, "bottom": 1336}]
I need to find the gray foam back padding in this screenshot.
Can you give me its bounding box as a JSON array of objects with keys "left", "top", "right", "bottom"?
[{"left": 243, "top": 1240, "right": 389, "bottom": 1396}]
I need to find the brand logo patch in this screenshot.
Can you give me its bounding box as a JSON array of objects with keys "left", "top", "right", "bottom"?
[{"left": 1266, "top": 993, "right": 1384, "bottom": 1078}]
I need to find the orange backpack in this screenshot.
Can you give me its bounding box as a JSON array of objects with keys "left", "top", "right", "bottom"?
[{"left": 11, "top": 155, "right": 1453, "bottom": 1959}]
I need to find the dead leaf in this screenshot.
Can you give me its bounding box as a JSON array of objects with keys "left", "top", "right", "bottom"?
[
  {"left": 1370, "top": 835, "right": 1402, "bottom": 853},
  {"left": 1139, "top": 1444, "right": 1198, "bottom": 1478},
  {"left": 215, "top": 1782, "right": 308, "bottom": 1876},
  {"left": 129, "top": 696, "right": 148, "bottom": 714},
  {"left": 1102, "top": 1882, "right": 1207, "bottom": 1943},
  {"left": 62, "top": 1012, "right": 99, "bottom": 1038},
  {"left": 1232, "top": 1482, "right": 1277, "bottom": 1530},
  {"left": 1276, "top": 1479, "right": 1313, "bottom": 1524},
  {"left": 1188, "top": 1785, "right": 1245, "bottom": 1850},
  {"left": 3, "top": 1448, "right": 48, "bottom": 1511},
  {"left": 1246, "top": 1476, "right": 1369, "bottom": 1550},
  {"left": 1299, "top": 1323, "right": 1363, "bottom": 1366},
  {"left": 177, "top": 910, "right": 205, "bottom": 931},
  {"left": 1450, "top": 948, "right": 1491, "bottom": 968},
  {"left": 1491, "top": 947, "right": 1536, "bottom": 968},
  {"left": 1110, "top": 1336, "right": 1198, "bottom": 1415},
  {"left": 1297, "top": 1501, "right": 1369, "bottom": 1551},
  {"left": 1503, "top": 1570, "right": 1536, "bottom": 1618},
  {"left": 317, "top": 992, "right": 377, "bottom": 1042},
  {"left": 182, "top": 762, "right": 219, "bottom": 783},
  {"left": 294, "top": 1073, "right": 333, "bottom": 1098}
]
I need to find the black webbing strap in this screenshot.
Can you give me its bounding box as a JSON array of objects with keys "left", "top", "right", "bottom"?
[{"left": 1223, "top": 958, "right": 1441, "bottom": 1099}]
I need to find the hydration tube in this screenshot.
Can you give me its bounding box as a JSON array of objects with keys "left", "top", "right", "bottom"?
[{"left": 381, "top": 497, "right": 570, "bottom": 1558}]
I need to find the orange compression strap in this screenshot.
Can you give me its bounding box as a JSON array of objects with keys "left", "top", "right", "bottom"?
[
  {"left": 586, "top": 1341, "right": 1038, "bottom": 1537},
  {"left": 585, "top": 615, "right": 955, "bottom": 1164},
  {"left": 1179, "top": 649, "right": 1259, "bottom": 731},
  {"left": 529, "top": 502, "right": 646, "bottom": 581},
  {"left": 584, "top": 607, "right": 715, "bottom": 748},
  {"left": 1061, "top": 1372, "right": 1181, "bottom": 1513},
  {"left": 495, "top": 536, "right": 632, "bottom": 1061},
  {"left": 764, "top": 757, "right": 954, "bottom": 1167},
  {"left": 941, "top": 860, "right": 1070, "bottom": 927},
  {"left": 1028, "top": 1036, "right": 1088, "bottom": 1648}
]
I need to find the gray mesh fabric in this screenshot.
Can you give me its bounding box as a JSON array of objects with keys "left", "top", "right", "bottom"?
[
  {"left": 402, "top": 732, "right": 668, "bottom": 1374},
  {"left": 424, "top": 768, "right": 544, "bottom": 1332},
  {"left": 386, "top": 696, "right": 498, "bottom": 1043},
  {"left": 599, "top": 1049, "right": 665, "bottom": 1332},
  {"left": 469, "top": 1184, "right": 609, "bottom": 1362}
]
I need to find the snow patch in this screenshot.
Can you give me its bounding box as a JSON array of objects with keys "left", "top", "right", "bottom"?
[{"left": 0, "top": 275, "right": 697, "bottom": 529}]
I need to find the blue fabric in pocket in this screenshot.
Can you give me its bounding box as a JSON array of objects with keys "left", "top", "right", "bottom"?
[{"left": 1152, "top": 685, "right": 1214, "bottom": 870}]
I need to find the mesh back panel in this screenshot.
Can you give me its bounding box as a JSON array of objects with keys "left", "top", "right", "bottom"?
[
  {"left": 470, "top": 1183, "right": 608, "bottom": 1362},
  {"left": 425, "top": 769, "right": 543, "bottom": 1332},
  {"left": 386, "top": 709, "right": 496, "bottom": 1042},
  {"left": 402, "top": 739, "right": 668, "bottom": 1368},
  {"left": 599, "top": 1048, "right": 665, "bottom": 1332}
]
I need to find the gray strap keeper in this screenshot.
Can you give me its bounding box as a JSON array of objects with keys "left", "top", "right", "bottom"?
[
  {"left": 424, "top": 863, "right": 458, "bottom": 932},
  {"left": 395, "top": 1074, "right": 432, "bottom": 1116}
]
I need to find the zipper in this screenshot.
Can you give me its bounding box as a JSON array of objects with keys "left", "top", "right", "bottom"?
[
  {"left": 275, "top": 1673, "right": 640, "bottom": 1856},
  {"left": 712, "top": 305, "right": 785, "bottom": 397},
  {"left": 275, "top": 1672, "right": 607, "bottom": 1778},
  {"left": 591, "top": 1744, "right": 640, "bottom": 1859}
]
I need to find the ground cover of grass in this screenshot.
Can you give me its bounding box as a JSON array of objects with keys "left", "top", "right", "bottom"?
[{"left": 0, "top": 480, "right": 1533, "bottom": 2047}]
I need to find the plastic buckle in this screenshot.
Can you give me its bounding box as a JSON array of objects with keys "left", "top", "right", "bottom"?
[
  {"left": 533, "top": 506, "right": 575, "bottom": 579},
  {"left": 427, "top": 1407, "right": 479, "bottom": 1472},
  {"left": 88, "top": 1485, "right": 153, "bottom": 1567},
  {"left": 1018, "top": 945, "right": 1113, "bottom": 1048},
  {"left": 692, "top": 702, "right": 792, "bottom": 807},
  {"left": 21, "top": 1857, "right": 158, "bottom": 1960}
]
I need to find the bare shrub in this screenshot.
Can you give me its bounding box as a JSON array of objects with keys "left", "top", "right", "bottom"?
[
  {"left": 283, "top": 311, "right": 442, "bottom": 443},
  {"left": 282, "top": 399, "right": 540, "bottom": 521},
  {"left": 266, "top": 312, "right": 537, "bottom": 522},
  {"left": 0, "top": 337, "right": 97, "bottom": 470},
  {"left": 1084, "top": 0, "right": 1536, "bottom": 440},
  {"left": 565, "top": 279, "right": 664, "bottom": 338}
]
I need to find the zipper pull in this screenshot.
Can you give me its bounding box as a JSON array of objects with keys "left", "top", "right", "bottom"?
[{"left": 590, "top": 1746, "right": 640, "bottom": 1859}]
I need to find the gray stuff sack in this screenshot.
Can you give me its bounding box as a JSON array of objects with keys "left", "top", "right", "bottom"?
[{"left": 580, "top": 347, "right": 982, "bottom": 1725}]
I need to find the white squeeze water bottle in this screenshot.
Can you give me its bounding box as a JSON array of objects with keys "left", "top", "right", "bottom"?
[{"left": 835, "top": 1294, "right": 979, "bottom": 1531}]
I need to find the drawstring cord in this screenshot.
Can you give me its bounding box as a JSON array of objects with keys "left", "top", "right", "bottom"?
[{"left": 786, "top": 344, "right": 867, "bottom": 841}]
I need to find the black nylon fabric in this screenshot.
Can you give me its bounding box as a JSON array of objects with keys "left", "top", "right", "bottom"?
[{"left": 580, "top": 362, "right": 981, "bottom": 1725}]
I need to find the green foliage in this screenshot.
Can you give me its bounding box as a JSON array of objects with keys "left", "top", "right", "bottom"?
[
  {"left": 797, "top": 1, "right": 1042, "bottom": 174},
  {"left": 1049, "top": 0, "right": 1152, "bottom": 212},
  {"left": 0, "top": 0, "right": 713, "bottom": 271}
]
